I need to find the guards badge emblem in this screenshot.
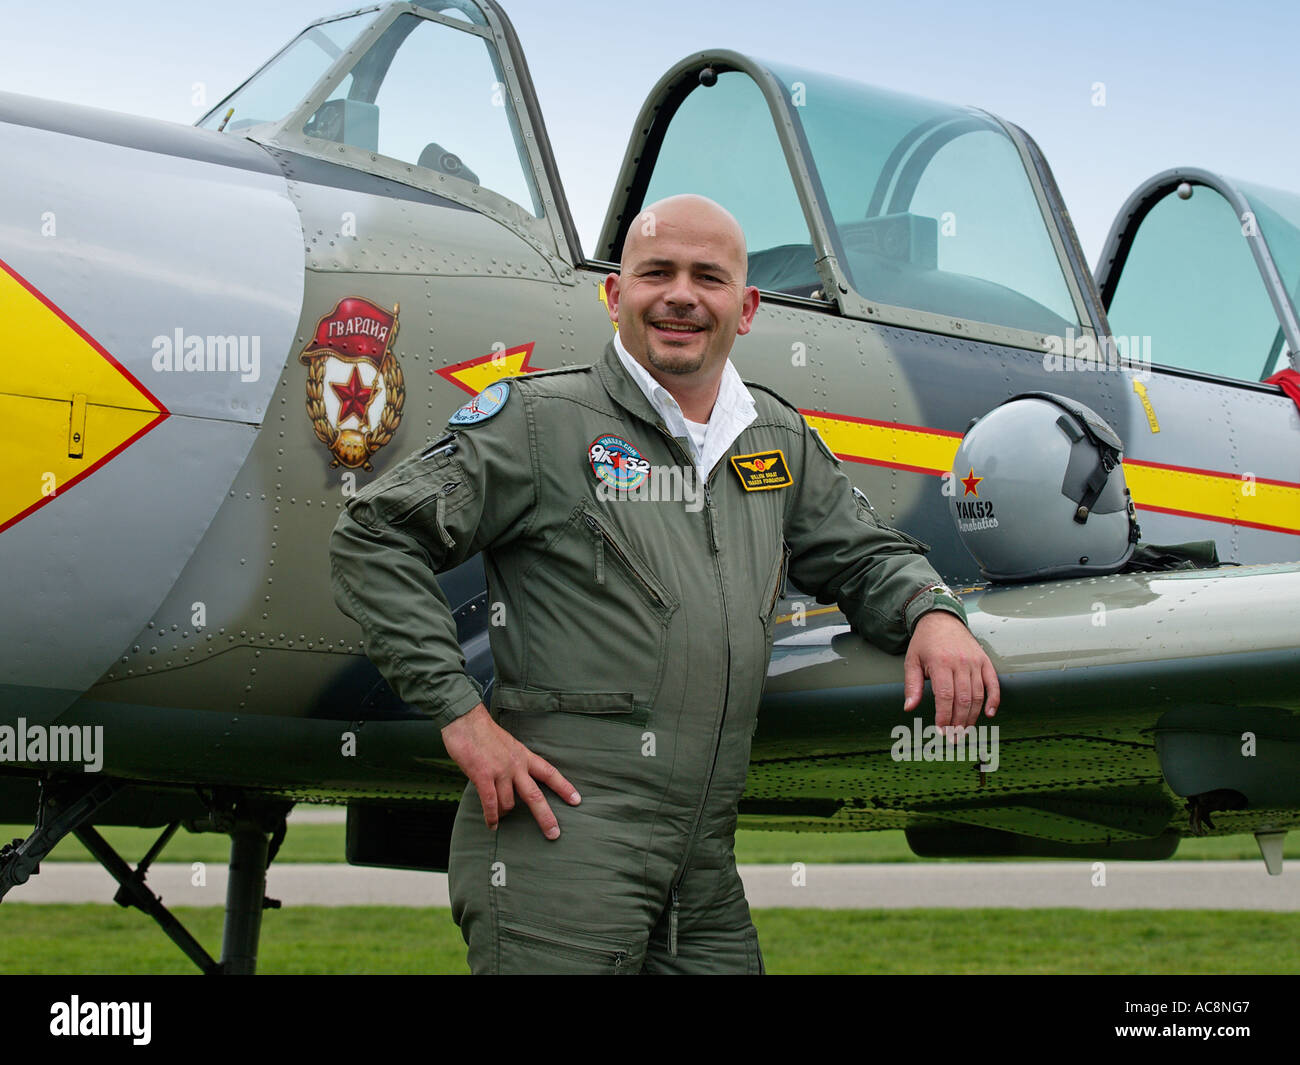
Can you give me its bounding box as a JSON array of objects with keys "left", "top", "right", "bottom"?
[{"left": 301, "top": 297, "right": 405, "bottom": 469}]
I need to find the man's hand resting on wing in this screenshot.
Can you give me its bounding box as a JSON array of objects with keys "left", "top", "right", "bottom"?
[{"left": 902, "top": 611, "right": 1000, "bottom": 730}]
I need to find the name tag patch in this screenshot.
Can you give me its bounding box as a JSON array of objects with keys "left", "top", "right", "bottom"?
[{"left": 731, "top": 449, "right": 793, "bottom": 491}]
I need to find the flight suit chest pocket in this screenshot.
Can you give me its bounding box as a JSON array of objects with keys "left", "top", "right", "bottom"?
[
  {"left": 580, "top": 506, "right": 676, "bottom": 620},
  {"left": 519, "top": 502, "right": 678, "bottom": 714}
]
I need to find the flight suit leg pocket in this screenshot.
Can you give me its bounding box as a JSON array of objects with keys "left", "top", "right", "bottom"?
[{"left": 496, "top": 913, "right": 641, "bottom": 974}]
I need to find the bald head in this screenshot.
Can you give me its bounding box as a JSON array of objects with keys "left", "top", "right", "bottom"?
[{"left": 620, "top": 194, "right": 749, "bottom": 284}]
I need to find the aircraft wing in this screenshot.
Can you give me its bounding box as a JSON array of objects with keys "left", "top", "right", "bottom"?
[{"left": 748, "top": 563, "right": 1300, "bottom": 857}]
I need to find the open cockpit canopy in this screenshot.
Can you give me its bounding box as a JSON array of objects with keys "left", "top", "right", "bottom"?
[
  {"left": 197, "top": 2, "right": 576, "bottom": 259},
  {"left": 598, "top": 53, "right": 1098, "bottom": 349},
  {"left": 1098, "top": 170, "right": 1300, "bottom": 382}
]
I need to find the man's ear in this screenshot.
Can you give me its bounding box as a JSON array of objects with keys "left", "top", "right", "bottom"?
[
  {"left": 603, "top": 273, "right": 621, "bottom": 325},
  {"left": 736, "top": 285, "right": 761, "bottom": 336}
]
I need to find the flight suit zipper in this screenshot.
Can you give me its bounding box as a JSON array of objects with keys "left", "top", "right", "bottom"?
[
  {"left": 763, "top": 544, "right": 790, "bottom": 623},
  {"left": 669, "top": 885, "right": 679, "bottom": 956},
  {"left": 582, "top": 512, "right": 667, "bottom": 608},
  {"left": 433, "top": 486, "right": 459, "bottom": 550},
  {"left": 497, "top": 918, "right": 631, "bottom": 972},
  {"left": 652, "top": 423, "right": 731, "bottom": 957}
]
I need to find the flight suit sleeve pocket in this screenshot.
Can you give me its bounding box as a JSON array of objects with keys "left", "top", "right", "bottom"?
[
  {"left": 853, "top": 488, "right": 930, "bottom": 553},
  {"left": 381, "top": 458, "right": 475, "bottom": 526},
  {"left": 345, "top": 452, "right": 463, "bottom": 520},
  {"left": 347, "top": 456, "right": 478, "bottom": 556},
  {"left": 875, "top": 519, "right": 930, "bottom": 555}
]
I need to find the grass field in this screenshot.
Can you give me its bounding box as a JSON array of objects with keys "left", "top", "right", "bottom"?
[
  {"left": 2, "top": 904, "right": 1298, "bottom": 974},
  {"left": 7, "top": 808, "right": 1296, "bottom": 975},
  {"left": 4, "top": 821, "right": 1294, "bottom": 865}
]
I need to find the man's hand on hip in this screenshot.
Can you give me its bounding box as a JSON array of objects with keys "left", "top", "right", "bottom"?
[
  {"left": 441, "top": 703, "right": 581, "bottom": 839},
  {"left": 902, "top": 611, "right": 1000, "bottom": 730}
]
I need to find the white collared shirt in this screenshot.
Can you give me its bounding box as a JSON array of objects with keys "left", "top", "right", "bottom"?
[{"left": 613, "top": 330, "right": 757, "bottom": 483}]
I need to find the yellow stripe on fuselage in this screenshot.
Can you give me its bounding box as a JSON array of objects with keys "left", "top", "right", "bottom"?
[
  {"left": 803, "top": 413, "right": 961, "bottom": 476},
  {"left": 1123, "top": 461, "right": 1300, "bottom": 535},
  {"left": 802, "top": 410, "right": 1300, "bottom": 535}
]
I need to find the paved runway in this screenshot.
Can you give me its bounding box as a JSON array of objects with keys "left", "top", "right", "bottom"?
[{"left": 5, "top": 860, "right": 1296, "bottom": 909}]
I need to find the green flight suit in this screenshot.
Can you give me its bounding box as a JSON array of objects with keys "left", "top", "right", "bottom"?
[{"left": 330, "top": 339, "right": 965, "bottom": 974}]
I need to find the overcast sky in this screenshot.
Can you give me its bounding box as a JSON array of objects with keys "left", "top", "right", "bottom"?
[{"left": 3, "top": 0, "right": 1296, "bottom": 266}]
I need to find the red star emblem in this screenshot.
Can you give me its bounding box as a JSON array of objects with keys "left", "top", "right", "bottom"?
[
  {"left": 961, "top": 467, "right": 983, "bottom": 497},
  {"left": 331, "top": 364, "right": 377, "bottom": 425}
]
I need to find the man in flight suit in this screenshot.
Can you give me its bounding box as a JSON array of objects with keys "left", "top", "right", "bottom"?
[{"left": 330, "top": 194, "right": 1000, "bottom": 974}]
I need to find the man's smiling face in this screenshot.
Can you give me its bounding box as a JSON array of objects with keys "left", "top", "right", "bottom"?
[{"left": 605, "top": 195, "right": 759, "bottom": 384}]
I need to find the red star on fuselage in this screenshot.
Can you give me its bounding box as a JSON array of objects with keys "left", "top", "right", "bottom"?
[
  {"left": 961, "top": 467, "right": 983, "bottom": 496},
  {"left": 332, "top": 364, "right": 377, "bottom": 425}
]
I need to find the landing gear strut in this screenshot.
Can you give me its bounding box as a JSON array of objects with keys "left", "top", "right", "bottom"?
[{"left": 0, "top": 777, "right": 289, "bottom": 974}]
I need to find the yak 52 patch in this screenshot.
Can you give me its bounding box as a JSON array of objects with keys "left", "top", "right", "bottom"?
[
  {"left": 589, "top": 434, "right": 650, "bottom": 492},
  {"left": 449, "top": 380, "right": 511, "bottom": 426},
  {"left": 731, "top": 450, "right": 793, "bottom": 491},
  {"left": 301, "top": 296, "right": 404, "bottom": 470}
]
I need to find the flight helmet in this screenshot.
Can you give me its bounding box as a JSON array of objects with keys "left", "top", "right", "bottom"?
[{"left": 949, "top": 392, "right": 1140, "bottom": 581}]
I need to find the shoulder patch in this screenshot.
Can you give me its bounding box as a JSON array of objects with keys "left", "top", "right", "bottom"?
[{"left": 448, "top": 380, "right": 511, "bottom": 426}]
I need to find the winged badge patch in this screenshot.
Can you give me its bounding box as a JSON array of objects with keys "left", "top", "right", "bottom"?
[{"left": 731, "top": 449, "right": 793, "bottom": 491}]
